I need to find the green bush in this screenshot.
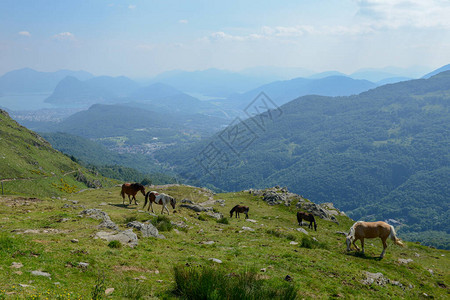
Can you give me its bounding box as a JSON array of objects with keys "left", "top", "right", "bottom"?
[
  {"left": 108, "top": 240, "right": 122, "bottom": 249},
  {"left": 217, "top": 217, "right": 229, "bottom": 224},
  {"left": 300, "top": 236, "right": 327, "bottom": 249},
  {"left": 173, "top": 265, "right": 297, "bottom": 300},
  {"left": 198, "top": 214, "right": 208, "bottom": 221},
  {"left": 120, "top": 277, "right": 151, "bottom": 299},
  {"left": 152, "top": 215, "right": 173, "bottom": 232}
]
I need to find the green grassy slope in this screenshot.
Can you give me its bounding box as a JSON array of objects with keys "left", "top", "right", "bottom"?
[
  {"left": 0, "top": 184, "right": 448, "bottom": 299},
  {"left": 0, "top": 109, "right": 116, "bottom": 197}
]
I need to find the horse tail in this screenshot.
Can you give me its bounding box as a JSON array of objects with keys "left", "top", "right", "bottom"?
[
  {"left": 120, "top": 189, "right": 124, "bottom": 198},
  {"left": 389, "top": 225, "right": 405, "bottom": 247}
]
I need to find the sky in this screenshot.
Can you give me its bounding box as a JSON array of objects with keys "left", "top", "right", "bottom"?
[{"left": 1, "top": 0, "right": 450, "bottom": 78}]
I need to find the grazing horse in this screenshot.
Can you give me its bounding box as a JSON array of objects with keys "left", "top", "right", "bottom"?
[
  {"left": 230, "top": 205, "right": 249, "bottom": 219},
  {"left": 143, "top": 191, "right": 176, "bottom": 215},
  {"left": 297, "top": 211, "right": 317, "bottom": 231},
  {"left": 120, "top": 183, "right": 146, "bottom": 205},
  {"left": 346, "top": 221, "right": 404, "bottom": 258}
]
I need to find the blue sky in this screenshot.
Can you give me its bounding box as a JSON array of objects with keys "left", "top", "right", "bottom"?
[{"left": 1, "top": 0, "right": 450, "bottom": 77}]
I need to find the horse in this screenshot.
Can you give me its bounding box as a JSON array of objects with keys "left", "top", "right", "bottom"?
[
  {"left": 143, "top": 191, "right": 176, "bottom": 215},
  {"left": 297, "top": 211, "right": 317, "bottom": 231},
  {"left": 346, "top": 221, "right": 404, "bottom": 258},
  {"left": 230, "top": 205, "right": 249, "bottom": 219},
  {"left": 120, "top": 183, "right": 146, "bottom": 205}
]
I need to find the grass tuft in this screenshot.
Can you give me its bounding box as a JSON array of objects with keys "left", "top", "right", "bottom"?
[
  {"left": 217, "top": 217, "right": 229, "bottom": 224},
  {"left": 300, "top": 236, "right": 327, "bottom": 249},
  {"left": 151, "top": 215, "right": 173, "bottom": 232},
  {"left": 108, "top": 240, "right": 122, "bottom": 249},
  {"left": 173, "top": 264, "right": 297, "bottom": 300}
]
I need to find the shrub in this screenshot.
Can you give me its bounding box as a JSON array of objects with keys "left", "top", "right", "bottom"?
[
  {"left": 173, "top": 265, "right": 297, "bottom": 300},
  {"left": 217, "top": 217, "right": 229, "bottom": 224},
  {"left": 108, "top": 240, "right": 122, "bottom": 249},
  {"left": 91, "top": 272, "right": 106, "bottom": 300},
  {"left": 300, "top": 236, "right": 327, "bottom": 249},
  {"left": 198, "top": 214, "right": 208, "bottom": 221},
  {"left": 152, "top": 215, "right": 173, "bottom": 232},
  {"left": 120, "top": 277, "right": 151, "bottom": 299}
]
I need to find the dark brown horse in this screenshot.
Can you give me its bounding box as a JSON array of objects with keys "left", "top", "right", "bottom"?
[
  {"left": 230, "top": 205, "right": 249, "bottom": 219},
  {"left": 120, "top": 183, "right": 146, "bottom": 205},
  {"left": 143, "top": 191, "right": 176, "bottom": 214},
  {"left": 297, "top": 211, "right": 317, "bottom": 231}
]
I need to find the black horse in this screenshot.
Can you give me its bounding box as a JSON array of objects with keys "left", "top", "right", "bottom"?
[
  {"left": 230, "top": 205, "right": 249, "bottom": 219},
  {"left": 297, "top": 211, "right": 317, "bottom": 231}
]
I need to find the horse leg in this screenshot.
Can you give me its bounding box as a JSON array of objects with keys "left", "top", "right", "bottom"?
[
  {"left": 360, "top": 239, "right": 365, "bottom": 254},
  {"left": 380, "top": 237, "right": 388, "bottom": 258},
  {"left": 165, "top": 204, "right": 170, "bottom": 215},
  {"left": 353, "top": 239, "right": 360, "bottom": 251},
  {"left": 150, "top": 202, "right": 154, "bottom": 213}
]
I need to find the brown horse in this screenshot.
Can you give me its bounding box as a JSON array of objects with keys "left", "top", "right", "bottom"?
[
  {"left": 143, "top": 191, "right": 176, "bottom": 214},
  {"left": 297, "top": 211, "right": 317, "bottom": 231},
  {"left": 230, "top": 205, "right": 249, "bottom": 219},
  {"left": 120, "top": 183, "right": 146, "bottom": 205},
  {"left": 346, "top": 221, "right": 404, "bottom": 258}
]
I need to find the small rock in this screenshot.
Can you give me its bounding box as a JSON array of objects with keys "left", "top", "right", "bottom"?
[
  {"left": 242, "top": 226, "right": 255, "bottom": 232},
  {"left": 209, "top": 258, "right": 222, "bottom": 264},
  {"left": 99, "top": 202, "right": 108, "bottom": 206},
  {"left": 54, "top": 282, "right": 60, "bottom": 285},
  {"left": 71, "top": 239, "right": 79, "bottom": 243},
  {"left": 19, "top": 284, "right": 32, "bottom": 288},
  {"left": 11, "top": 262, "right": 23, "bottom": 269},
  {"left": 398, "top": 258, "right": 413, "bottom": 264},
  {"left": 246, "top": 219, "right": 257, "bottom": 223},
  {"left": 289, "top": 241, "right": 298, "bottom": 245},
  {"left": 201, "top": 241, "right": 215, "bottom": 245},
  {"left": 78, "top": 262, "right": 89, "bottom": 269},
  {"left": 427, "top": 269, "right": 434, "bottom": 275},
  {"left": 312, "top": 237, "right": 318, "bottom": 242},
  {"left": 414, "top": 252, "right": 420, "bottom": 257},
  {"left": 31, "top": 270, "right": 51, "bottom": 278},
  {"left": 156, "top": 280, "right": 163, "bottom": 283},
  {"left": 71, "top": 200, "right": 78, "bottom": 204},
  {"left": 105, "top": 288, "right": 114, "bottom": 295},
  {"left": 296, "top": 228, "right": 308, "bottom": 235},
  {"left": 260, "top": 268, "right": 267, "bottom": 272}
]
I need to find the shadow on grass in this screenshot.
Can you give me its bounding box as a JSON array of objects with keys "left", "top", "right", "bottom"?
[
  {"left": 346, "top": 251, "right": 382, "bottom": 261},
  {"left": 109, "top": 203, "right": 138, "bottom": 209}
]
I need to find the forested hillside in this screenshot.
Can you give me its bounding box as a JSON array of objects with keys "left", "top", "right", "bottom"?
[{"left": 155, "top": 72, "right": 450, "bottom": 249}]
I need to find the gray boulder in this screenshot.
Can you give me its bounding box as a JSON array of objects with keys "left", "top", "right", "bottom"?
[
  {"left": 179, "top": 204, "right": 213, "bottom": 212},
  {"left": 80, "top": 208, "right": 118, "bottom": 230},
  {"left": 95, "top": 229, "right": 138, "bottom": 248},
  {"left": 126, "top": 221, "right": 165, "bottom": 239}
]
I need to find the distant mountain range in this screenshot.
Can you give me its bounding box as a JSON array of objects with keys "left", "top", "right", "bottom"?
[
  {"left": 0, "top": 68, "right": 93, "bottom": 94},
  {"left": 215, "top": 75, "right": 377, "bottom": 110}
]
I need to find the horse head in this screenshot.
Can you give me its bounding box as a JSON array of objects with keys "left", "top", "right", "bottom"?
[
  {"left": 170, "top": 197, "right": 176, "bottom": 210},
  {"left": 346, "top": 226, "right": 355, "bottom": 251},
  {"left": 140, "top": 186, "right": 146, "bottom": 196}
]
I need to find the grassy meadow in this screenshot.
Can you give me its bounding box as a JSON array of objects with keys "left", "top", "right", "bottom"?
[{"left": 0, "top": 184, "right": 448, "bottom": 299}]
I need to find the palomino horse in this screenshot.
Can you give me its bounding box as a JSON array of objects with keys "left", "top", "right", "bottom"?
[
  {"left": 297, "top": 211, "right": 317, "bottom": 231},
  {"left": 230, "top": 205, "right": 249, "bottom": 219},
  {"left": 346, "top": 221, "right": 404, "bottom": 258},
  {"left": 120, "top": 183, "right": 146, "bottom": 205},
  {"left": 143, "top": 191, "right": 176, "bottom": 215}
]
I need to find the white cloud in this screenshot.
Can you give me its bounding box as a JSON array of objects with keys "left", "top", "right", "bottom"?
[
  {"left": 355, "top": 0, "right": 450, "bottom": 29},
  {"left": 179, "top": 19, "right": 189, "bottom": 24},
  {"left": 52, "top": 32, "right": 76, "bottom": 41},
  {"left": 128, "top": 4, "right": 136, "bottom": 9},
  {"left": 18, "top": 31, "right": 31, "bottom": 37}
]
